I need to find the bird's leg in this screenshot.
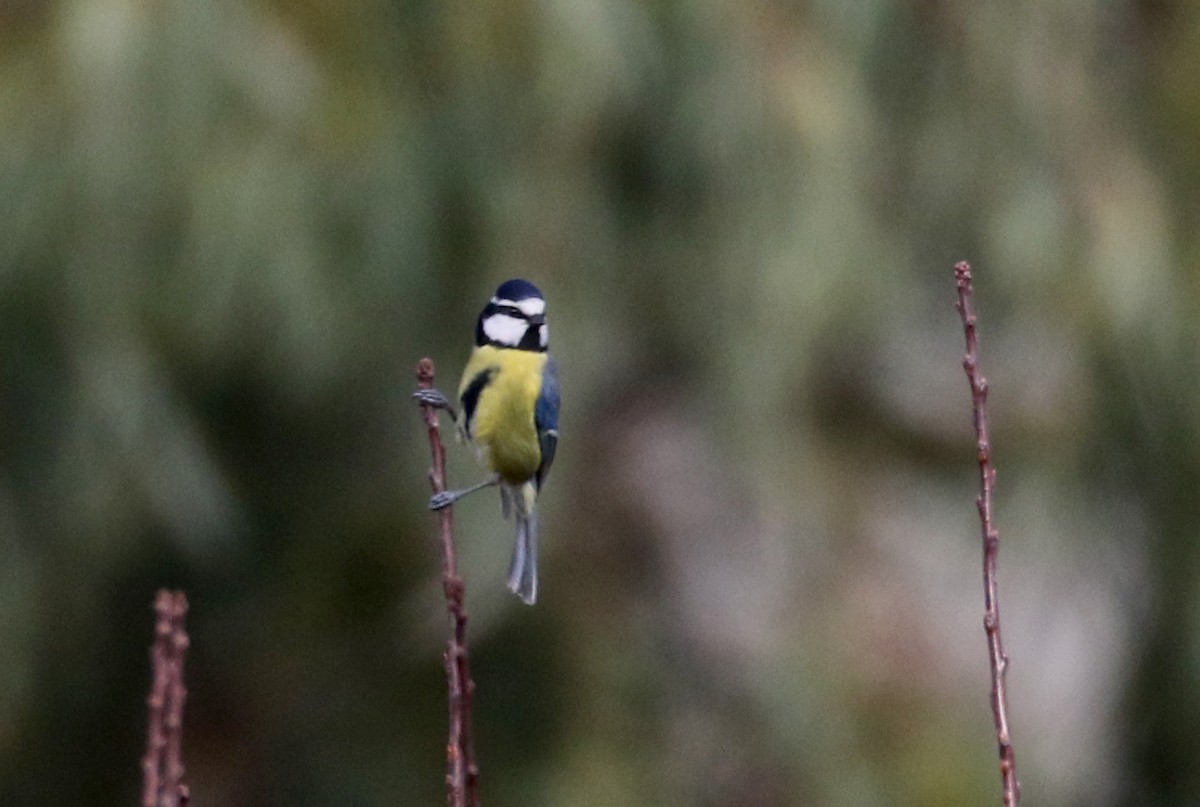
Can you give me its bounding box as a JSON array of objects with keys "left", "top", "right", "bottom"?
[
  {"left": 499, "top": 484, "right": 513, "bottom": 520},
  {"left": 413, "top": 388, "right": 459, "bottom": 422},
  {"left": 429, "top": 474, "right": 500, "bottom": 511}
]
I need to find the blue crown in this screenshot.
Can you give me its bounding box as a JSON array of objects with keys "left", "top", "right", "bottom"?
[{"left": 494, "top": 278, "right": 543, "bottom": 301}]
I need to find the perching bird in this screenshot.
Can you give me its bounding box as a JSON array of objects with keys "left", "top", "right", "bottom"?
[{"left": 414, "top": 279, "right": 559, "bottom": 604}]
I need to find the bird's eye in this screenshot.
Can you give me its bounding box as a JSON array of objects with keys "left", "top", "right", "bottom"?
[{"left": 499, "top": 305, "right": 524, "bottom": 318}]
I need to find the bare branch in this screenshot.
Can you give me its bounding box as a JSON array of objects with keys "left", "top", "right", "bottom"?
[
  {"left": 416, "top": 358, "right": 480, "bottom": 807},
  {"left": 142, "top": 590, "right": 191, "bottom": 807},
  {"left": 955, "top": 262, "right": 1020, "bottom": 806}
]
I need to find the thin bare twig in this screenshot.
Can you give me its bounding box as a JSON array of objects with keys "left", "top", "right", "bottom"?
[
  {"left": 955, "top": 262, "right": 1020, "bottom": 806},
  {"left": 142, "top": 589, "right": 190, "bottom": 807},
  {"left": 416, "top": 358, "right": 480, "bottom": 807}
]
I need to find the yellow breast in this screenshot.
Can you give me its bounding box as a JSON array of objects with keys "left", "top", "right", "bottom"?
[{"left": 458, "top": 345, "right": 547, "bottom": 484}]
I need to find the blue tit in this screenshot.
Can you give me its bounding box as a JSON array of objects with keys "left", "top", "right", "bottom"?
[{"left": 414, "top": 278, "right": 559, "bottom": 605}]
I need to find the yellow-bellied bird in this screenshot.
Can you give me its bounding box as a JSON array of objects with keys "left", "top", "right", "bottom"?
[{"left": 415, "top": 279, "right": 559, "bottom": 604}]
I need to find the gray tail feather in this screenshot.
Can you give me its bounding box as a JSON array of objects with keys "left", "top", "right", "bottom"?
[{"left": 506, "top": 510, "right": 538, "bottom": 605}]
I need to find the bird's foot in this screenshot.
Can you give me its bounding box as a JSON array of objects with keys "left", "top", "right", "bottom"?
[
  {"left": 429, "top": 490, "right": 461, "bottom": 510},
  {"left": 413, "top": 389, "right": 454, "bottom": 411}
]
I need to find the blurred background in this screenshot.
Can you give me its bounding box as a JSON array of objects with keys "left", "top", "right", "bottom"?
[{"left": 2, "top": 1, "right": 1199, "bottom": 805}]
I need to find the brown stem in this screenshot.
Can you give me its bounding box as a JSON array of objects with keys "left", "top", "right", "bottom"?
[
  {"left": 955, "top": 262, "right": 1020, "bottom": 806},
  {"left": 416, "top": 358, "right": 480, "bottom": 807},
  {"left": 142, "top": 590, "right": 191, "bottom": 807}
]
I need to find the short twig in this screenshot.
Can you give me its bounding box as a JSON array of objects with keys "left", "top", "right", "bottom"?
[
  {"left": 416, "top": 358, "right": 480, "bottom": 807},
  {"left": 142, "top": 590, "right": 190, "bottom": 807},
  {"left": 955, "top": 262, "right": 1020, "bottom": 806}
]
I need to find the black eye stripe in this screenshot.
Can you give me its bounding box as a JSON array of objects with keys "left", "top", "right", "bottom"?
[{"left": 486, "top": 303, "right": 526, "bottom": 319}]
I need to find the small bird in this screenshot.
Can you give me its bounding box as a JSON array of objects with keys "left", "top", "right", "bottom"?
[{"left": 414, "top": 279, "right": 560, "bottom": 604}]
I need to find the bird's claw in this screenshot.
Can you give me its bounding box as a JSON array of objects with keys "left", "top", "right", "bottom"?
[
  {"left": 413, "top": 389, "right": 452, "bottom": 410},
  {"left": 429, "top": 491, "right": 459, "bottom": 511}
]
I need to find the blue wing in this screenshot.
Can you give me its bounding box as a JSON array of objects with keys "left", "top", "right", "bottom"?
[{"left": 534, "top": 355, "right": 560, "bottom": 491}]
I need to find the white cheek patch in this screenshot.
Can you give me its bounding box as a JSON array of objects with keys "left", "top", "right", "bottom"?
[
  {"left": 539, "top": 324, "right": 548, "bottom": 348},
  {"left": 482, "top": 313, "right": 527, "bottom": 346}
]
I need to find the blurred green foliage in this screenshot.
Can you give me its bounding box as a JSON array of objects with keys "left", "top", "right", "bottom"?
[{"left": 2, "top": 1, "right": 1200, "bottom": 805}]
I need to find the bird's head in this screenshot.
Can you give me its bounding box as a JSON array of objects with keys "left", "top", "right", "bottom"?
[{"left": 476, "top": 278, "right": 549, "bottom": 352}]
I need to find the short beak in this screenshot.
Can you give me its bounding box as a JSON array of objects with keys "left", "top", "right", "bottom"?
[{"left": 528, "top": 314, "right": 545, "bottom": 326}]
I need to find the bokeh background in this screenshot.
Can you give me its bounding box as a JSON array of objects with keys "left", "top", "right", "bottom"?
[{"left": 2, "top": 1, "right": 1199, "bottom": 805}]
